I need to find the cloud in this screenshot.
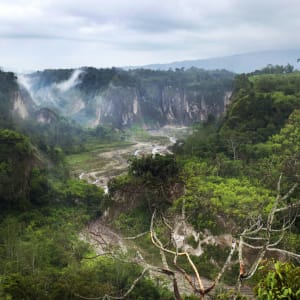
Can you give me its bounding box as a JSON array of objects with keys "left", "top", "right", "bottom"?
[
  {"left": 0, "top": 0, "right": 299, "bottom": 70},
  {"left": 54, "top": 69, "right": 84, "bottom": 92}
]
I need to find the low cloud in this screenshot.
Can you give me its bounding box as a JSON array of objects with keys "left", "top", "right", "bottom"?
[{"left": 55, "top": 69, "right": 84, "bottom": 92}]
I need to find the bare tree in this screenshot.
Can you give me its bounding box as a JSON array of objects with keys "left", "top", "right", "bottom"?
[
  {"left": 77, "top": 174, "right": 299, "bottom": 300},
  {"left": 236, "top": 174, "right": 300, "bottom": 291},
  {"left": 148, "top": 174, "right": 300, "bottom": 299},
  {"left": 76, "top": 221, "right": 188, "bottom": 300},
  {"left": 150, "top": 209, "right": 237, "bottom": 300}
]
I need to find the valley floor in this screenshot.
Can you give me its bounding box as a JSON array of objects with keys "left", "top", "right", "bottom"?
[{"left": 67, "top": 126, "right": 190, "bottom": 192}]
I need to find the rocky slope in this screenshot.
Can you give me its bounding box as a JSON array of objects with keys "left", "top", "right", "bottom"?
[{"left": 18, "top": 67, "right": 234, "bottom": 128}]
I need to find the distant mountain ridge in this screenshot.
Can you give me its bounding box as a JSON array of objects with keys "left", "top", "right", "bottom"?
[{"left": 129, "top": 49, "right": 300, "bottom": 73}]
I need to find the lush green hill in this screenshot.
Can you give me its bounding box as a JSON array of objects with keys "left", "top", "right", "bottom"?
[{"left": 221, "top": 72, "right": 300, "bottom": 144}]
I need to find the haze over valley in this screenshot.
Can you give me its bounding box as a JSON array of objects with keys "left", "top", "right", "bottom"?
[{"left": 16, "top": 67, "right": 234, "bottom": 128}]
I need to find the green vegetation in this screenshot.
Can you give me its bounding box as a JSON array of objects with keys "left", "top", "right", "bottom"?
[
  {"left": 169, "top": 70, "right": 300, "bottom": 294},
  {"left": 114, "top": 205, "right": 151, "bottom": 235},
  {"left": 129, "top": 154, "right": 179, "bottom": 183},
  {"left": 66, "top": 140, "right": 134, "bottom": 174},
  {"left": 250, "top": 63, "right": 295, "bottom": 75},
  {"left": 222, "top": 72, "right": 300, "bottom": 144},
  {"left": 108, "top": 68, "right": 300, "bottom": 296},
  {"left": 255, "top": 261, "right": 300, "bottom": 299},
  {"left": 0, "top": 207, "right": 171, "bottom": 300},
  {"left": 174, "top": 168, "right": 274, "bottom": 233},
  {"left": 34, "top": 67, "right": 234, "bottom": 100},
  {"left": 0, "top": 68, "right": 173, "bottom": 299},
  {"left": 0, "top": 129, "right": 35, "bottom": 209},
  {"left": 0, "top": 71, "right": 17, "bottom": 128},
  {"left": 1, "top": 66, "right": 300, "bottom": 298}
]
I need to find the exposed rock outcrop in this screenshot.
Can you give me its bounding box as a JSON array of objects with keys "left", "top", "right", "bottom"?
[
  {"left": 21, "top": 67, "right": 234, "bottom": 128},
  {"left": 12, "top": 86, "right": 36, "bottom": 120}
]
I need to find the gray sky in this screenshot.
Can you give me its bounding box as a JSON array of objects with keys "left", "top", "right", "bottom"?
[{"left": 0, "top": 0, "right": 299, "bottom": 71}]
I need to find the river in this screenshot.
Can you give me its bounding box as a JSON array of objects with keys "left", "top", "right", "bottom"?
[{"left": 77, "top": 126, "right": 190, "bottom": 193}]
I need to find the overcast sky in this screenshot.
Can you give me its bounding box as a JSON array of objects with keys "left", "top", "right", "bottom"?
[{"left": 0, "top": 0, "right": 299, "bottom": 71}]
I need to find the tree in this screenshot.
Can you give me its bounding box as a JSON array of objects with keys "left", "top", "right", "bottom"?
[
  {"left": 0, "top": 129, "right": 35, "bottom": 209},
  {"left": 255, "top": 261, "right": 300, "bottom": 299},
  {"left": 149, "top": 208, "right": 236, "bottom": 300},
  {"left": 80, "top": 171, "right": 300, "bottom": 300},
  {"left": 236, "top": 174, "right": 300, "bottom": 290}
]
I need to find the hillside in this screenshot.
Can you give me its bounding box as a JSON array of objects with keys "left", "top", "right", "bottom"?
[{"left": 135, "top": 49, "right": 300, "bottom": 73}]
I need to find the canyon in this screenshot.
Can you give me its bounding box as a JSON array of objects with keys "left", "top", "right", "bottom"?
[{"left": 15, "top": 67, "right": 234, "bottom": 128}]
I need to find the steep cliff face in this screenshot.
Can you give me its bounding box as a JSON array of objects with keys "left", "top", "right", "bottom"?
[
  {"left": 0, "top": 70, "right": 38, "bottom": 127},
  {"left": 20, "top": 67, "right": 235, "bottom": 128},
  {"left": 12, "top": 86, "right": 36, "bottom": 120},
  {"left": 96, "top": 85, "right": 142, "bottom": 127}
]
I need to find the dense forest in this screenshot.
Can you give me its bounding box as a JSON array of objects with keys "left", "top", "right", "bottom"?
[{"left": 0, "top": 66, "right": 300, "bottom": 299}]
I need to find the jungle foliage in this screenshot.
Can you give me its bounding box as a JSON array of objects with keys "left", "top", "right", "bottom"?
[
  {"left": 1, "top": 67, "right": 300, "bottom": 298},
  {"left": 255, "top": 261, "right": 300, "bottom": 299},
  {"left": 113, "top": 70, "right": 300, "bottom": 294},
  {"left": 0, "top": 69, "right": 171, "bottom": 299}
]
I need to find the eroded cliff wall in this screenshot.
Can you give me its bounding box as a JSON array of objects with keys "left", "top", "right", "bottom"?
[{"left": 19, "top": 67, "right": 235, "bottom": 128}]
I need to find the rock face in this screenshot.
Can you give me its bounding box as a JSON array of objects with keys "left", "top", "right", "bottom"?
[
  {"left": 12, "top": 86, "right": 36, "bottom": 120},
  {"left": 19, "top": 67, "right": 235, "bottom": 128},
  {"left": 34, "top": 108, "right": 59, "bottom": 124}
]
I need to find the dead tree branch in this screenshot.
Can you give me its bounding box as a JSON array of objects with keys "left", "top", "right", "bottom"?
[
  {"left": 237, "top": 174, "right": 299, "bottom": 286},
  {"left": 150, "top": 208, "right": 237, "bottom": 299}
]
